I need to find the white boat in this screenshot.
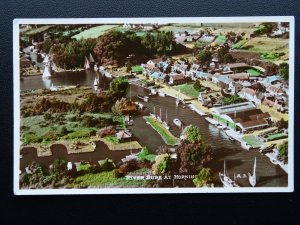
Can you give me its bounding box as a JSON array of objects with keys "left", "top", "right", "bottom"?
[
  {"left": 176, "top": 98, "right": 180, "bottom": 106},
  {"left": 137, "top": 95, "right": 149, "bottom": 102},
  {"left": 135, "top": 102, "right": 145, "bottom": 110},
  {"left": 219, "top": 160, "right": 239, "bottom": 187},
  {"left": 67, "top": 162, "right": 73, "bottom": 171},
  {"left": 93, "top": 77, "right": 100, "bottom": 86},
  {"left": 158, "top": 91, "right": 166, "bottom": 97},
  {"left": 91, "top": 141, "right": 96, "bottom": 150},
  {"left": 173, "top": 118, "right": 182, "bottom": 127},
  {"left": 248, "top": 157, "right": 257, "bottom": 187},
  {"left": 151, "top": 88, "right": 157, "bottom": 95}
]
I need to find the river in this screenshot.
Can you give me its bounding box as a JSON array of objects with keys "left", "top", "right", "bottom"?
[{"left": 20, "top": 70, "right": 288, "bottom": 187}]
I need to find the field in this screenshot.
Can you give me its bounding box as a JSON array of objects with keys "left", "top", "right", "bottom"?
[
  {"left": 72, "top": 25, "right": 121, "bottom": 40},
  {"left": 215, "top": 35, "right": 227, "bottom": 44},
  {"left": 174, "top": 83, "right": 200, "bottom": 98},
  {"left": 238, "top": 36, "right": 289, "bottom": 56},
  {"left": 247, "top": 68, "right": 262, "bottom": 77}
]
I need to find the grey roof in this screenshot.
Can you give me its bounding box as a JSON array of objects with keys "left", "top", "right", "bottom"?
[{"left": 213, "top": 102, "right": 256, "bottom": 115}]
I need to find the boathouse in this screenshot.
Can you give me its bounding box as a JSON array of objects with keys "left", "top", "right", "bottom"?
[{"left": 211, "top": 102, "right": 271, "bottom": 133}]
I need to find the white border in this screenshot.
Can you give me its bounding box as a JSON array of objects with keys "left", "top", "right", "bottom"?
[{"left": 13, "top": 16, "right": 295, "bottom": 195}]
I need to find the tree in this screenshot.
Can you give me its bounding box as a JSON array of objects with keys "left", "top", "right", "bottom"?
[
  {"left": 217, "top": 47, "right": 229, "bottom": 63},
  {"left": 193, "top": 168, "right": 213, "bottom": 187},
  {"left": 278, "top": 141, "right": 288, "bottom": 163},
  {"left": 279, "top": 62, "right": 289, "bottom": 81},
  {"left": 109, "top": 77, "right": 129, "bottom": 99},
  {"left": 197, "top": 50, "right": 212, "bottom": 65},
  {"left": 193, "top": 79, "right": 205, "bottom": 92},
  {"left": 152, "top": 154, "right": 172, "bottom": 175},
  {"left": 276, "top": 118, "right": 288, "bottom": 130},
  {"left": 186, "top": 126, "right": 202, "bottom": 144},
  {"left": 223, "top": 53, "right": 234, "bottom": 63},
  {"left": 177, "top": 141, "right": 212, "bottom": 173},
  {"left": 111, "top": 98, "right": 129, "bottom": 115}
]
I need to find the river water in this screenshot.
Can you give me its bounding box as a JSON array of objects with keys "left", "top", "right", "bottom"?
[{"left": 20, "top": 70, "right": 288, "bottom": 187}]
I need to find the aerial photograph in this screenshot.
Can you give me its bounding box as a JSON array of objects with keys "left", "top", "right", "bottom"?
[{"left": 17, "top": 19, "right": 291, "bottom": 191}]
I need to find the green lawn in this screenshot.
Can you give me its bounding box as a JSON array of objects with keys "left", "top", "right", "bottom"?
[
  {"left": 144, "top": 116, "right": 178, "bottom": 146},
  {"left": 72, "top": 25, "right": 120, "bottom": 40},
  {"left": 266, "top": 132, "right": 287, "bottom": 141},
  {"left": 242, "top": 135, "right": 263, "bottom": 148},
  {"left": 232, "top": 39, "right": 248, "bottom": 49},
  {"left": 74, "top": 170, "right": 153, "bottom": 187},
  {"left": 215, "top": 35, "right": 227, "bottom": 44},
  {"left": 247, "top": 68, "right": 262, "bottom": 77},
  {"left": 174, "top": 84, "right": 199, "bottom": 98}
]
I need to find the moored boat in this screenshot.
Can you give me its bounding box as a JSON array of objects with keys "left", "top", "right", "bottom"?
[
  {"left": 248, "top": 157, "right": 257, "bottom": 187},
  {"left": 173, "top": 118, "right": 182, "bottom": 127},
  {"left": 219, "top": 160, "right": 239, "bottom": 187}
]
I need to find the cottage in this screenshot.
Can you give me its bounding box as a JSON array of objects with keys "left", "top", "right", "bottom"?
[
  {"left": 261, "top": 75, "right": 282, "bottom": 87},
  {"left": 198, "top": 34, "right": 216, "bottom": 42},
  {"left": 212, "top": 102, "right": 271, "bottom": 133},
  {"left": 238, "top": 87, "right": 264, "bottom": 105},
  {"left": 216, "top": 75, "right": 233, "bottom": 88},
  {"left": 146, "top": 59, "right": 161, "bottom": 69},
  {"left": 195, "top": 71, "right": 213, "bottom": 81},
  {"left": 169, "top": 74, "right": 186, "bottom": 85}
]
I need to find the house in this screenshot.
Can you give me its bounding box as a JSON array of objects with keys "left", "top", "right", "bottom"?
[
  {"left": 150, "top": 71, "right": 168, "bottom": 82},
  {"left": 228, "top": 73, "right": 249, "bottom": 81},
  {"left": 223, "top": 62, "right": 248, "bottom": 74},
  {"left": 216, "top": 75, "right": 233, "bottom": 88},
  {"left": 263, "top": 96, "right": 287, "bottom": 112},
  {"left": 146, "top": 59, "right": 161, "bottom": 69},
  {"left": 228, "top": 81, "right": 243, "bottom": 95},
  {"left": 169, "top": 74, "right": 186, "bottom": 85},
  {"left": 238, "top": 87, "right": 264, "bottom": 105},
  {"left": 195, "top": 71, "right": 213, "bottom": 81},
  {"left": 198, "top": 34, "right": 216, "bottom": 42},
  {"left": 116, "top": 129, "right": 133, "bottom": 142},
  {"left": 266, "top": 84, "right": 284, "bottom": 96},
  {"left": 261, "top": 75, "right": 282, "bottom": 87},
  {"left": 212, "top": 102, "right": 271, "bottom": 133}
]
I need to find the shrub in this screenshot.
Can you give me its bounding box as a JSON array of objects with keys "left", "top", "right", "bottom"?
[{"left": 99, "top": 158, "right": 115, "bottom": 171}]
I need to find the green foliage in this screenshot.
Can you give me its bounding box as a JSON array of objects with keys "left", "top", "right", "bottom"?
[
  {"left": 152, "top": 154, "right": 172, "bottom": 175},
  {"left": 193, "top": 168, "right": 213, "bottom": 187},
  {"left": 193, "top": 80, "right": 206, "bottom": 92},
  {"left": 223, "top": 95, "right": 247, "bottom": 106},
  {"left": 278, "top": 141, "right": 288, "bottom": 162},
  {"left": 64, "top": 128, "right": 94, "bottom": 140},
  {"left": 78, "top": 162, "right": 92, "bottom": 172},
  {"left": 52, "top": 38, "right": 97, "bottom": 69},
  {"left": 186, "top": 126, "right": 202, "bottom": 144},
  {"left": 137, "top": 147, "right": 156, "bottom": 162},
  {"left": 175, "top": 84, "right": 201, "bottom": 98},
  {"left": 197, "top": 50, "right": 212, "bottom": 65},
  {"left": 105, "top": 135, "right": 120, "bottom": 144},
  {"left": 279, "top": 62, "right": 289, "bottom": 80},
  {"left": 111, "top": 98, "right": 129, "bottom": 115},
  {"left": 145, "top": 116, "right": 178, "bottom": 146},
  {"left": 99, "top": 158, "right": 116, "bottom": 171},
  {"left": 109, "top": 77, "right": 129, "bottom": 99}
]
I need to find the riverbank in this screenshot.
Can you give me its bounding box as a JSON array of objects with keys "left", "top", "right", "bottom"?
[
  {"left": 21, "top": 68, "right": 86, "bottom": 77},
  {"left": 144, "top": 116, "right": 179, "bottom": 146},
  {"left": 99, "top": 137, "right": 142, "bottom": 151}
]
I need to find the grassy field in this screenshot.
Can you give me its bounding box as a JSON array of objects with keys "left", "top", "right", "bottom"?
[
  {"left": 74, "top": 169, "right": 153, "bottom": 187},
  {"left": 239, "top": 37, "right": 289, "bottom": 54},
  {"left": 215, "top": 35, "right": 227, "bottom": 44},
  {"left": 72, "top": 25, "right": 121, "bottom": 40},
  {"left": 247, "top": 68, "right": 262, "bottom": 77},
  {"left": 232, "top": 39, "right": 248, "bottom": 49},
  {"left": 259, "top": 104, "right": 289, "bottom": 121},
  {"left": 100, "top": 137, "right": 142, "bottom": 151},
  {"left": 144, "top": 116, "right": 178, "bottom": 146},
  {"left": 266, "top": 132, "right": 287, "bottom": 141},
  {"left": 242, "top": 135, "right": 263, "bottom": 148},
  {"left": 174, "top": 84, "right": 199, "bottom": 98}
]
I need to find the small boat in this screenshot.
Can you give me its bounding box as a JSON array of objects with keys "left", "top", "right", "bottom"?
[
  {"left": 158, "top": 91, "right": 166, "bottom": 97},
  {"left": 93, "top": 77, "right": 100, "bottom": 86},
  {"left": 219, "top": 160, "right": 239, "bottom": 187},
  {"left": 248, "top": 157, "right": 257, "bottom": 187},
  {"left": 135, "top": 102, "right": 145, "bottom": 110},
  {"left": 163, "top": 110, "right": 170, "bottom": 129},
  {"left": 67, "top": 162, "right": 73, "bottom": 171},
  {"left": 173, "top": 118, "right": 182, "bottom": 127},
  {"left": 151, "top": 88, "right": 157, "bottom": 95},
  {"left": 137, "top": 95, "right": 149, "bottom": 102},
  {"left": 91, "top": 141, "right": 96, "bottom": 149},
  {"left": 176, "top": 98, "right": 181, "bottom": 106}
]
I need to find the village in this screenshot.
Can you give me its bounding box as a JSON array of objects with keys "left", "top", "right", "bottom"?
[{"left": 19, "top": 22, "right": 290, "bottom": 189}]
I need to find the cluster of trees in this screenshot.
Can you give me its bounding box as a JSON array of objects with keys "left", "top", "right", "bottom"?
[
  {"left": 93, "top": 30, "right": 180, "bottom": 66},
  {"left": 22, "top": 77, "right": 129, "bottom": 117},
  {"left": 251, "top": 23, "right": 277, "bottom": 37},
  {"left": 51, "top": 38, "right": 97, "bottom": 69},
  {"left": 193, "top": 80, "right": 206, "bottom": 92},
  {"left": 279, "top": 62, "right": 289, "bottom": 81}
]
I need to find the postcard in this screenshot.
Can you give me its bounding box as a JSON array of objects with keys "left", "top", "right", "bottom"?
[{"left": 13, "top": 17, "right": 294, "bottom": 194}]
